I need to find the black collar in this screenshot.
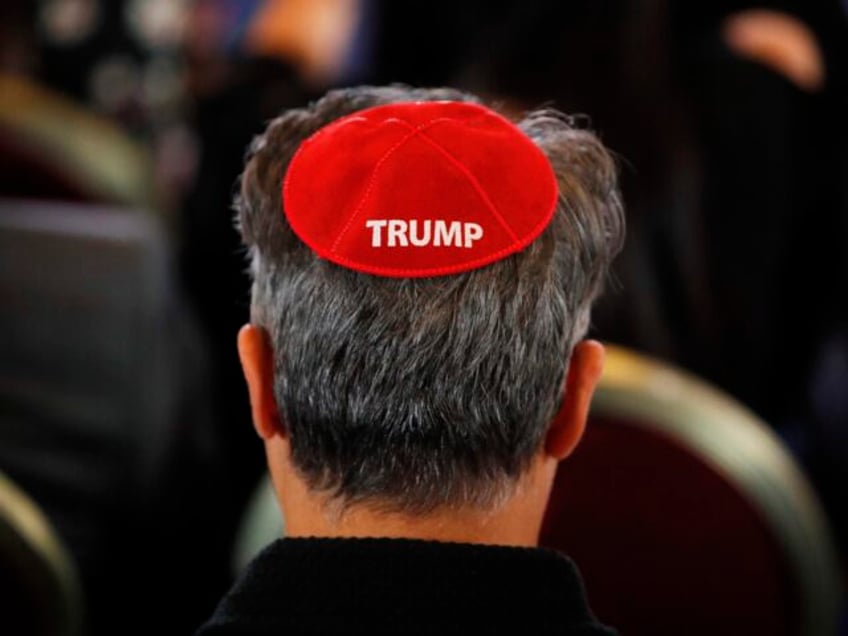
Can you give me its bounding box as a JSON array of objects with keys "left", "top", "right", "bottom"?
[{"left": 198, "top": 537, "right": 615, "bottom": 635}]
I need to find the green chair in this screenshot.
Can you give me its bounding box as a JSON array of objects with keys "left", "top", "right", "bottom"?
[{"left": 0, "top": 471, "right": 82, "bottom": 636}]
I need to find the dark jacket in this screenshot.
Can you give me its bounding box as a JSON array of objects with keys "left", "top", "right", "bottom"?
[{"left": 196, "top": 536, "right": 616, "bottom": 635}]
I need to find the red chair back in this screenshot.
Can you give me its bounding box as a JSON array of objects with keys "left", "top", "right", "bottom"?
[{"left": 541, "top": 346, "right": 840, "bottom": 636}]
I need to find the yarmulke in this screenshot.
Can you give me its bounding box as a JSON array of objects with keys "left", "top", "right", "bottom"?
[{"left": 282, "top": 101, "right": 558, "bottom": 278}]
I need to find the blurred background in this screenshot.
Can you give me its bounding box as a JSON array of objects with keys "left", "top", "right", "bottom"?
[{"left": 0, "top": 0, "right": 846, "bottom": 634}]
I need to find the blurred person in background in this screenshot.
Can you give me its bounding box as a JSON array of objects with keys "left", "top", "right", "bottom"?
[{"left": 449, "top": 0, "right": 848, "bottom": 561}]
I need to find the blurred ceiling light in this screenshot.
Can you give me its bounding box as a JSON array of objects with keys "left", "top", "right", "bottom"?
[
  {"left": 39, "top": 0, "right": 101, "bottom": 46},
  {"left": 142, "top": 57, "right": 184, "bottom": 115},
  {"left": 126, "top": 0, "right": 189, "bottom": 50},
  {"left": 89, "top": 55, "right": 141, "bottom": 113}
]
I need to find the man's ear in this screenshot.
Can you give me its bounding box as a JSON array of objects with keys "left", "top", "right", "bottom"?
[
  {"left": 545, "top": 340, "right": 605, "bottom": 460},
  {"left": 237, "top": 324, "right": 284, "bottom": 440}
]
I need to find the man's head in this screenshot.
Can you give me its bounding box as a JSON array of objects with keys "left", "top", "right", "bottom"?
[{"left": 236, "top": 86, "right": 623, "bottom": 539}]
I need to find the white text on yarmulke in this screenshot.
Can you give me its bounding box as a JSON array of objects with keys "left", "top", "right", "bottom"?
[{"left": 365, "top": 220, "right": 484, "bottom": 248}]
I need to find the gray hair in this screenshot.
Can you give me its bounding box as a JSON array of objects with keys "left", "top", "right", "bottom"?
[{"left": 237, "top": 86, "right": 624, "bottom": 514}]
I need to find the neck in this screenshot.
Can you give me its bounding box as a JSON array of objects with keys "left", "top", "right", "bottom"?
[
  {"left": 285, "top": 499, "right": 541, "bottom": 547},
  {"left": 268, "top": 438, "right": 557, "bottom": 547}
]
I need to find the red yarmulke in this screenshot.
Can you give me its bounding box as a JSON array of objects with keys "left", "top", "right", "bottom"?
[{"left": 282, "top": 101, "right": 558, "bottom": 278}]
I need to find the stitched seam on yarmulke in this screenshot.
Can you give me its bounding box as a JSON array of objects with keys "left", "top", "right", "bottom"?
[
  {"left": 414, "top": 127, "right": 520, "bottom": 243},
  {"left": 329, "top": 117, "right": 456, "bottom": 254}
]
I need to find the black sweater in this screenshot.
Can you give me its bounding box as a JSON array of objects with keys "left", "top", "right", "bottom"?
[{"left": 196, "top": 537, "right": 616, "bottom": 635}]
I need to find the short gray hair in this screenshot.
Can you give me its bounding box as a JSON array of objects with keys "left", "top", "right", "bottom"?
[{"left": 237, "top": 86, "right": 624, "bottom": 513}]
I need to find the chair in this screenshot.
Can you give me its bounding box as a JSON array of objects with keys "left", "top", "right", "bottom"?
[
  {"left": 0, "top": 471, "right": 82, "bottom": 636},
  {"left": 541, "top": 345, "right": 842, "bottom": 636},
  {"left": 0, "top": 198, "right": 222, "bottom": 635},
  {"left": 0, "top": 74, "right": 157, "bottom": 209},
  {"left": 233, "top": 476, "right": 284, "bottom": 574},
  {"left": 0, "top": 199, "right": 178, "bottom": 505}
]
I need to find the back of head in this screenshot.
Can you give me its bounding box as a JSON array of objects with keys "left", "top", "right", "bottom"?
[{"left": 237, "top": 85, "right": 623, "bottom": 514}]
